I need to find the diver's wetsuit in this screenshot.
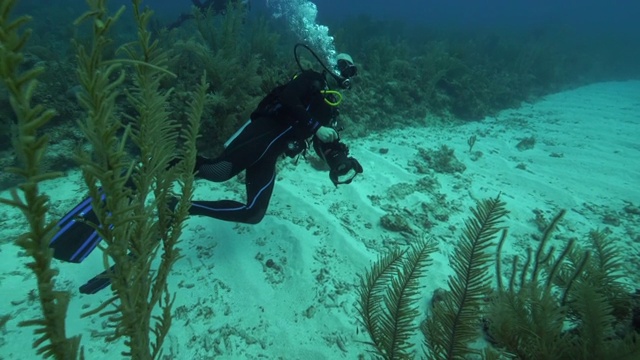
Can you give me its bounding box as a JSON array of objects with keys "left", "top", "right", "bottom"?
[{"left": 188, "top": 70, "right": 338, "bottom": 224}]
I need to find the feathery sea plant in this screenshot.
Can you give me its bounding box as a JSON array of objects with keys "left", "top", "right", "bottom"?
[
  {"left": 73, "top": 0, "right": 204, "bottom": 358},
  {"left": 487, "top": 210, "right": 640, "bottom": 359},
  {"left": 357, "top": 237, "right": 437, "bottom": 359},
  {"left": 422, "top": 196, "right": 507, "bottom": 359},
  {"left": 487, "top": 211, "right": 581, "bottom": 359},
  {"left": 357, "top": 196, "right": 506, "bottom": 359},
  {"left": 0, "top": 0, "right": 81, "bottom": 358},
  {"left": 354, "top": 196, "right": 639, "bottom": 359},
  {"left": 564, "top": 230, "right": 632, "bottom": 315}
]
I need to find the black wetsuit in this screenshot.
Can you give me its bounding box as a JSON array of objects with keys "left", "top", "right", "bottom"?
[{"left": 188, "top": 70, "right": 339, "bottom": 224}]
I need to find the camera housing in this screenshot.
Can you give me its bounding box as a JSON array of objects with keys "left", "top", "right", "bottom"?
[{"left": 319, "top": 141, "right": 350, "bottom": 173}]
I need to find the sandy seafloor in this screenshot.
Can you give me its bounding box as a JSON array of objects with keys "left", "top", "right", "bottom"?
[{"left": 1, "top": 80, "right": 639, "bottom": 359}]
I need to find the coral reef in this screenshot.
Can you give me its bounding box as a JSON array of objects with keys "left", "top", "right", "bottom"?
[
  {"left": 413, "top": 145, "right": 467, "bottom": 174},
  {"left": 1, "top": 2, "right": 638, "bottom": 186},
  {"left": 164, "top": 2, "right": 281, "bottom": 155},
  {"left": 516, "top": 135, "right": 536, "bottom": 151}
]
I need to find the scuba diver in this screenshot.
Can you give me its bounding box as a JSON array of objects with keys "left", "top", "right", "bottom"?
[
  {"left": 49, "top": 44, "right": 362, "bottom": 294},
  {"left": 186, "top": 46, "right": 362, "bottom": 224},
  {"left": 167, "top": 0, "right": 249, "bottom": 30}
]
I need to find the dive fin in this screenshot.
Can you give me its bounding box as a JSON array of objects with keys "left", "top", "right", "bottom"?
[
  {"left": 50, "top": 193, "right": 105, "bottom": 263},
  {"left": 79, "top": 252, "right": 137, "bottom": 295},
  {"left": 79, "top": 264, "right": 114, "bottom": 294}
]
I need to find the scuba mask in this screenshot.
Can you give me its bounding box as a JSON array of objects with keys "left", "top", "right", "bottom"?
[
  {"left": 335, "top": 53, "right": 357, "bottom": 89},
  {"left": 294, "top": 44, "right": 357, "bottom": 90}
]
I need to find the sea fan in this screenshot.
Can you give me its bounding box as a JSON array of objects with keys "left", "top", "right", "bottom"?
[{"left": 357, "top": 236, "right": 437, "bottom": 359}]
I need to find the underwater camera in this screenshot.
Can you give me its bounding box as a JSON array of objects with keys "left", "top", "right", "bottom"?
[{"left": 314, "top": 139, "right": 363, "bottom": 186}]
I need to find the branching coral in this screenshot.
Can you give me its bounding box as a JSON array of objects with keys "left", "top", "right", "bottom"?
[
  {"left": 487, "top": 212, "right": 640, "bottom": 359},
  {"left": 413, "top": 145, "right": 466, "bottom": 174}
]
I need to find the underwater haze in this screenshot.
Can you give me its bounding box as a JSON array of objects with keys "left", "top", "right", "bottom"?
[
  {"left": 22, "top": 0, "right": 640, "bottom": 33},
  {"left": 145, "top": 0, "right": 640, "bottom": 33},
  {"left": 2, "top": 0, "right": 640, "bottom": 359}
]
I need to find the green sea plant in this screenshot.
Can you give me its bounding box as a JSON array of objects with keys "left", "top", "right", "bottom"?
[
  {"left": 174, "top": 1, "right": 262, "bottom": 153},
  {"left": 72, "top": 0, "right": 204, "bottom": 358},
  {"left": 358, "top": 196, "right": 506, "bottom": 359},
  {"left": 422, "top": 197, "right": 506, "bottom": 359},
  {"left": 247, "top": 15, "right": 281, "bottom": 68},
  {"left": 2, "top": 0, "right": 206, "bottom": 358},
  {"left": 357, "top": 235, "right": 438, "bottom": 358},
  {"left": 0, "top": 0, "right": 81, "bottom": 358},
  {"left": 487, "top": 210, "right": 582, "bottom": 359},
  {"left": 356, "top": 197, "right": 640, "bottom": 359},
  {"left": 487, "top": 212, "right": 640, "bottom": 359}
]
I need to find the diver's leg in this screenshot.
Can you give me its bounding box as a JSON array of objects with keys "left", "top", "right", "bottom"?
[
  {"left": 196, "top": 119, "right": 292, "bottom": 182},
  {"left": 188, "top": 119, "right": 291, "bottom": 224},
  {"left": 189, "top": 154, "right": 277, "bottom": 224}
]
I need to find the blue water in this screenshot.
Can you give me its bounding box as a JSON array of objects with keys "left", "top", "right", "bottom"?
[
  {"left": 314, "top": 0, "right": 637, "bottom": 33},
  {"left": 31, "top": 0, "right": 632, "bottom": 37},
  {"left": 13, "top": 0, "right": 639, "bottom": 68},
  {"left": 50, "top": 0, "right": 635, "bottom": 68},
  {"left": 128, "top": 0, "right": 640, "bottom": 34}
]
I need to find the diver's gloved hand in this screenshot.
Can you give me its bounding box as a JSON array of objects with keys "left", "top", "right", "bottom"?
[{"left": 315, "top": 126, "right": 339, "bottom": 143}]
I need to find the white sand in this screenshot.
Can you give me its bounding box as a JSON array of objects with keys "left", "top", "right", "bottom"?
[{"left": 1, "top": 81, "right": 639, "bottom": 359}]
